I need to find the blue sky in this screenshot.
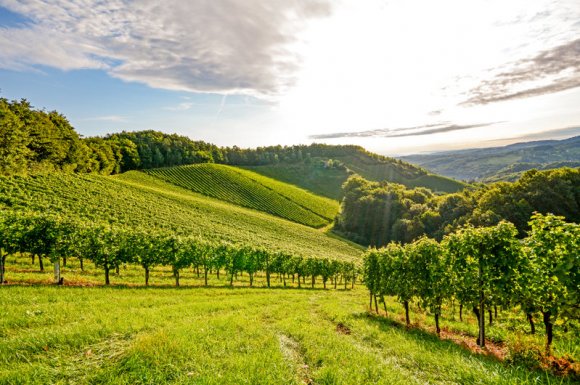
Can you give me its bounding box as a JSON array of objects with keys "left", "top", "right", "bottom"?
[{"left": 1, "top": 0, "right": 579, "bottom": 155}]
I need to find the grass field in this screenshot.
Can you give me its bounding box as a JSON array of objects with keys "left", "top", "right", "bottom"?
[
  {"left": 3, "top": 249, "right": 578, "bottom": 384},
  {"left": 0, "top": 172, "right": 361, "bottom": 262},
  {"left": 145, "top": 164, "right": 339, "bottom": 227},
  {"left": 2, "top": 284, "right": 575, "bottom": 385}
]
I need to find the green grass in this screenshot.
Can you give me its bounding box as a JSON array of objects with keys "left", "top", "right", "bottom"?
[
  {"left": 145, "top": 164, "right": 338, "bottom": 227},
  {"left": 3, "top": 258, "right": 576, "bottom": 384},
  {"left": 1, "top": 285, "right": 573, "bottom": 385},
  {"left": 245, "top": 156, "right": 465, "bottom": 200},
  {"left": 242, "top": 164, "right": 350, "bottom": 200},
  {"left": 0, "top": 172, "right": 361, "bottom": 262}
]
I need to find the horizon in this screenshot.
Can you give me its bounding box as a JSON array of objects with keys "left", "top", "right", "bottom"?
[{"left": 1, "top": 0, "right": 580, "bottom": 156}]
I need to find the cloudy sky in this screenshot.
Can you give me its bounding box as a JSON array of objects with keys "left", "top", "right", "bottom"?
[{"left": 0, "top": 0, "right": 579, "bottom": 155}]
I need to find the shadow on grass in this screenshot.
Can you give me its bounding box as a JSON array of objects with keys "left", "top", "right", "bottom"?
[{"left": 353, "top": 311, "right": 567, "bottom": 383}]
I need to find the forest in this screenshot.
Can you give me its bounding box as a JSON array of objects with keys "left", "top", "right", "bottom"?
[{"left": 335, "top": 168, "right": 580, "bottom": 246}]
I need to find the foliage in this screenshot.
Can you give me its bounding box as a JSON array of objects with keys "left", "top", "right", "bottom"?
[
  {"left": 0, "top": 210, "right": 359, "bottom": 289},
  {"left": 518, "top": 213, "right": 580, "bottom": 351},
  {"left": 337, "top": 168, "right": 580, "bottom": 247},
  {"left": 362, "top": 214, "right": 579, "bottom": 351}
]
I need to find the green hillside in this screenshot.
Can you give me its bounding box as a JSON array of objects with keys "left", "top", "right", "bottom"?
[
  {"left": 145, "top": 164, "right": 339, "bottom": 227},
  {"left": 244, "top": 153, "right": 465, "bottom": 200},
  {"left": 0, "top": 172, "right": 361, "bottom": 262},
  {"left": 242, "top": 163, "right": 350, "bottom": 200},
  {"left": 333, "top": 153, "right": 465, "bottom": 193}
]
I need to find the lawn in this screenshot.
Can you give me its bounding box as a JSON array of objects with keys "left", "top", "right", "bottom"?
[{"left": 1, "top": 283, "right": 574, "bottom": 385}]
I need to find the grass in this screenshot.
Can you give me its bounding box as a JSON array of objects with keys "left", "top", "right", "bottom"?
[
  {"left": 242, "top": 164, "right": 350, "bottom": 200},
  {"left": 2, "top": 284, "right": 574, "bottom": 385},
  {"left": 3, "top": 257, "right": 577, "bottom": 384},
  {"left": 145, "top": 164, "right": 339, "bottom": 227},
  {"left": 0, "top": 172, "right": 362, "bottom": 262},
  {"left": 245, "top": 156, "right": 465, "bottom": 200}
]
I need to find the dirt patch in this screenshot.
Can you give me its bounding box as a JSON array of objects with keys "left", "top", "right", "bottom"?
[
  {"left": 439, "top": 328, "right": 507, "bottom": 360},
  {"left": 278, "top": 334, "right": 312, "bottom": 384},
  {"left": 544, "top": 355, "right": 580, "bottom": 380},
  {"left": 336, "top": 322, "right": 351, "bottom": 335}
]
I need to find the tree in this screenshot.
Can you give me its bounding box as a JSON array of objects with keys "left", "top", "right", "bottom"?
[
  {"left": 520, "top": 213, "right": 580, "bottom": 353},
  {"left": 243, "top": 247, "right": 264, "bottom": 287},
  {"left": 0, "top": 211, "right": 28, "bottom": 284},
  {"left": 363, "top": 249, "right": 381, "bottom": 312},
  {"left": 161, "top": 234, "right": 187, "bottom": 286},
  {"left": 444, "top": 222, "right": 521, "bottom": 347},
  {"left": 83, "top": 226, "right": 126, "bottom": 285},
  {"left": 0, "top": 99, "right": 29, "bottom": 175},
  {"left": 407, "top": 237, "right": 451, "bottom": 335},
  {"left": 132, "top": 232, "right": 163, "bottom": 286},
  {"left": 389, "top": 243, "right": 415, "bottom": 326},
  {"left": 46, "top": 216, "right": 79, "bottom": 284}
]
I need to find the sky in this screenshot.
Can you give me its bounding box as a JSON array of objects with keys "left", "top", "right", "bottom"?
[{"left": 0, "top": 0, "right": 579, "bottom": 155}]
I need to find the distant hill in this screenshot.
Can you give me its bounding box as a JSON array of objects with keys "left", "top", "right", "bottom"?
[
  {"left": 401, "top": 135, "right": 580, "bottom": 182},
  {"left": 243, "top": 147, "right": 465, "bottom": 199},
  {"left": 145, "top": 164, "right": 339, "bottom": 228}
]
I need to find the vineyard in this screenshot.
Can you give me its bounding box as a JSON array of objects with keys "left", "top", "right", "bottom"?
[
  {"left": 0, "top": 172, "right": 361, "bottom": 262},
  {"left": 0, "top": 211, "right": 358, "bottom": 288},
  {"left": 363, "top": 213, "right": 579, "bottom": 365},
  {"left": 145, "top": 164, "right": 338, "bottom": 227},
  {"left": 242, "top": 163, "right": 352, "bottom": 200}
]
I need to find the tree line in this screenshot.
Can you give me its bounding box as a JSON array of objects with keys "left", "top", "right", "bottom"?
[
  {"left": 1, "top": 98, "right": 420, "bottom": 177},
  {"left": 336, "top": 167, "right": 580, "bottom": 246},
  {"left": 0, "top": 211, "right": 358, "bottom": 289},
  {"left": 363, "top": 213, "right": 579, "bottom": 353}
]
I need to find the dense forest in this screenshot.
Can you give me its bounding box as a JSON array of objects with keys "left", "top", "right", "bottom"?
[
  {"left": 335, "top": 168, "right": 580, "bottom": 246},
  {"left": 0, "top": 98, "right": 421, "bottom": 178}
]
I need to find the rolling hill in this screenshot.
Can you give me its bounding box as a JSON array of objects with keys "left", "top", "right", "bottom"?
[
  {"left": 243, "top": 148, "right": 465, "bottom": 200},
  {"left": 145, "top": 164, "right": 339, "bottom": 228},
  {"left": 402, "top": 135, "right": 580, "bottom": 182},
  {"left": 0, "top": 171, "right": 362, "bottom": 262}
]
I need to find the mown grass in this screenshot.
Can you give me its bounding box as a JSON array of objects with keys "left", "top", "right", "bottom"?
[
  {"left": 145, "top": 164, "right": 339, "bottom": 227},
  {"left": 4, "top": 256, "right": 578, "bottom": 383},
  {"left": 2, "top": 284, "right": 574, "bottom": 385}
]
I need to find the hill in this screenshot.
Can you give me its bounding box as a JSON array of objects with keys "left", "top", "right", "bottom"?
[
  {"left": 1, "top": 98, "right": 464, "bottom": 197},
  {"left": 0, "top": 172, "right": 361, "bottom": 262},
  {"left": 243, "top": 149, "right": 465, "bottom": 200},
  {"left": 145, "top": 164, "right": 338, "bottom": 228},
  {"left": 402, "top": 135, "right": 580, "bottom": 182}
]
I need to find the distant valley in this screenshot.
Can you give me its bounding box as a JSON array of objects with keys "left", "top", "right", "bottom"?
[{"left": 401, "top": 134, "right": 580, "bottom": 182}]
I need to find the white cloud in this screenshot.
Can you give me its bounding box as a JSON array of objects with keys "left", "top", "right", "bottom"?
[{"left": 0, "top": 0, "right": 332, "bottom": 96}]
